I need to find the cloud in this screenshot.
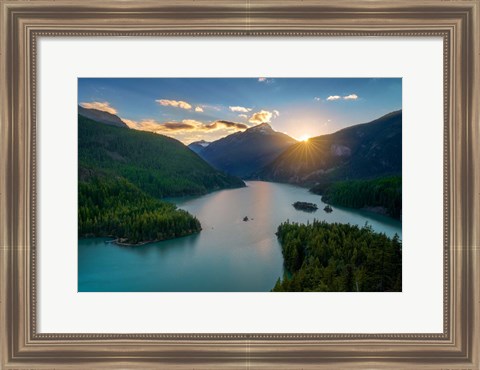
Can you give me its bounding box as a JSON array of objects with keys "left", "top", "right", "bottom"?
[
  {"left": 195, "top": 106, "right": 204, "bottom": 112},
  {"left": 314, "top": 97, "right": 322, "bottom": 101},
  {"left": 249, "top": 110, "right": 274, "bottom": 124},
  {"left": 163, "top": 122, "right": 196, "bottom": 130},
  {"left": 124, "top": 118, "right": 248, "bottom": 134},
  {"left": 273, "top": 110, "right": 280, "bottom": 117},
  {"left": 229, "top": 106, "right": 252, "bottom": 113},
  {"left": 123, "top": 119, "right": 163, "bottom": 132},
  {"left": 258, "top": 77, "right": 274, "bottom": 84},
  {"left": 80, "top": 101, "right": 117, "bottom": 114},
  {"left": 238, "top": 114, "right": 248, "bottom": 120},
  {"left": 124, "top": 117, "right": 250, "bottom": 145},
  {"left": 156, "top": 99, "right": 192, "bottom": 110},
  {"left": 201, "top": 104, "right": 222, "bottom": 112},
  {"left": 206, "top": 120, "right": 249, "bottom": 130},
  {"left": 326, "top": 94, "right": 359, "bottom": 101},
  {"left": 124, "top": 118, "right": 197, "bottom": 132}
]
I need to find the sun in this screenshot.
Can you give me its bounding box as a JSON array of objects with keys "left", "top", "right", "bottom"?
[{"left": 298, "top": 134, "right": 311, "bottom": 142}]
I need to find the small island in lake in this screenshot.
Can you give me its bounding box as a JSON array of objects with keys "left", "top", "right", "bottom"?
[
  {"left": 324, "top": 205, "right": 333, "bottom": 213},
  {"left": 293, "top": 201, "right": 318, "bottom": 212}
]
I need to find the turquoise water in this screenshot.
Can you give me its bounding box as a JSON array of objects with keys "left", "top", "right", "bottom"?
[{"left": 78, "top": 181, "right": 401, "bottom": 292}]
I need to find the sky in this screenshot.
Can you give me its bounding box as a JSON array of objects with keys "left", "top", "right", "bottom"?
[{"left": 78, "top": 78, "right": 402, "bottom": 144}]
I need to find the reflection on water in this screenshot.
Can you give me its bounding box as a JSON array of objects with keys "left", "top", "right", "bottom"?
[{"left": 79, "top": 181, "right": 401, "bottom": 292}]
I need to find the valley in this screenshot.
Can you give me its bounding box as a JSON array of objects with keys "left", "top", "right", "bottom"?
[{"left": 77, "top": 98, "right": 402, "bottom": 292}]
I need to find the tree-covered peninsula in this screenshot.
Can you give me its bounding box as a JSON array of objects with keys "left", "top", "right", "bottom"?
[
  {"left": 310, "top": 176, "right": 402, "bottom": 219},
  {"left": 79, "top": 176, "right": 201, "bottom": 244},
  {"left": 272, "top": 220, "right": 402, "bottom": 292}
]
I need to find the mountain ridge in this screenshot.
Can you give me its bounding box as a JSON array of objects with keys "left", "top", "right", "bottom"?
[
  {"left": 78, "top": 114, "right": 245, "bottom": 198},
  {"left": 258, "top": 110, "right": 402, "bottom": 186},
  {"left": 78, "top": 105, "right": 129, "bottom": 128},
  {"left": 198, "top": 122, "right": 297, "bottom": 178}
]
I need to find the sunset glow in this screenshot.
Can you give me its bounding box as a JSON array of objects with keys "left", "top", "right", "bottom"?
[{"left": 79, "top": 78, "right": 402, "bottom": 144}]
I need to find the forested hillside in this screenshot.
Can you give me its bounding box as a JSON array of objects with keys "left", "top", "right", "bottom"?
[
  {"left": 272, "top": 221, "right": 402, "bottom": 292},
  {"left": 78, "top": 114, "right": 245, "bottom": 198},
  {"left": 311, "top": 176, "right": 402, "bottom": 219},
  {"left": 78, "top": 112, "right": 244, "bottom": 244},
  {"left": 78, "top": 176, "right": 201, "bottom": 244}
]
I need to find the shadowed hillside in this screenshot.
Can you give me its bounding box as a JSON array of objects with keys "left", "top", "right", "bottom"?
[
  {"left": 259, "top": 110, "right": 402, "bottom": 186},
  {"left": 198, "top": 122, "right": 297, "bottom": 178}
]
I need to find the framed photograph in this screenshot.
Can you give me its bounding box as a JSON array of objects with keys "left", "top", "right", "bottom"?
[{"left": 1, "top": 0, "right": 478, "bottom": 368}]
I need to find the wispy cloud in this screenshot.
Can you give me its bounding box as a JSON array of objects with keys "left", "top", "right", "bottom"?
[
  {"left": 326, "top": 94, "right": 359, "bottom": 101},
  {"left": 238, "top": 114, "right": 248, "bottom": 120},
  {"left": 314, "top": 97, "right": 322, "bottom": 102},
  {"left": 201, "top": 104, "right": 222, "bottom": 112},
  {"left": 195, "top": 106, "right": 204, "bottom": 112},
  {"left": 229, "top": 106, "right": 252, "bottom": 113},
  {"left": 124, "top": 118, "right": 248, "bottom": 134},
  {"left": 156, "top": 99, "right": 192, "bottom": 110},
  {"left": 80, "top": 101, "right": 117, "bottom": 114},
  {"left": 258, "top": 77, "right": 274, "bottom": 84},
  {"left": 248, "top": 110, "right": 277, "bottom": 124},
  {"left": 206, "top": 120, "right": 249, "bottom": 130}
]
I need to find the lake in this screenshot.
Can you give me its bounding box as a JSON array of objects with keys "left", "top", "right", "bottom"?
[{"left": 78, "top": 181, "right": 402, "bottom": 292}]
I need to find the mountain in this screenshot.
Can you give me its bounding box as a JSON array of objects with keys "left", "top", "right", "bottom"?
[
  {"left": 78, "top": 105, "right": 129, "bottom": 128},
  {"left": 188, "top": 140, "right": 211, "bottom": 154},
  {"left": 258, "top": 110, "right": 402, "bottom": 186},
  {"left": 78, "top": 114, "right": 245, "bottom": 198},
  {"left": 198, "top": 123, "right": 297, "bottom": 178}
]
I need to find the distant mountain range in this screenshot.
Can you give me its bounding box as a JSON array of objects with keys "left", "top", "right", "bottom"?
[
  {"left": 78, "top": 105, "right": 129, "bottom": 128},
  {"left": 78, "top": 105, "right": 402, "bottom": 191},
  {"left": 258, "top": 110, "right": 402, "bottom": 186},
  {"left": 188, "top": 140, "right": 211, "bottom": 154},
  {"left": 196, "top": 122, "right": 297, "bottom": 178}
]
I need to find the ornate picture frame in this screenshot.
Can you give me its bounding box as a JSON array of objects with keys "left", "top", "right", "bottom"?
[{"left": 1, "top": 0, "right": 478, "bottom": 368}]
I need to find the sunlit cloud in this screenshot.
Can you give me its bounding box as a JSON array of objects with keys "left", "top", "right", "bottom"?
[
  {"left": 206, "top": 120, "right": 249, "bottom": 130},
  {"left": 80, "top": 101, "right": 117, "bottom": 114},
  {"left": 326, "top": 94, "right": 359, "bottom": 101},
  {"left": 163, "top": 121, "right": 197, "bottom": 130},
  {"left": 229, "top": 106, "right": 252, "bottom": 113},
  {"left": 124, "top": 117, "right": 248, "bottom": 135},
  {"left": 156, "top": 99, "right": 192, "bottom": 110},
  {"left": 195, "top": 106, "right": 204, "bottom": 112},
  {"left": 249, "top": 110, "right": 275, "bottom": 124},
  {"left": 238, "top": 114, "right": 248, "bottom": 120}
]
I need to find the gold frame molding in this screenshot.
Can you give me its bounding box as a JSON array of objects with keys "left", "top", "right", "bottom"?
[{"left": 1, "top": 0, "right": 479, "bottom": 368}]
